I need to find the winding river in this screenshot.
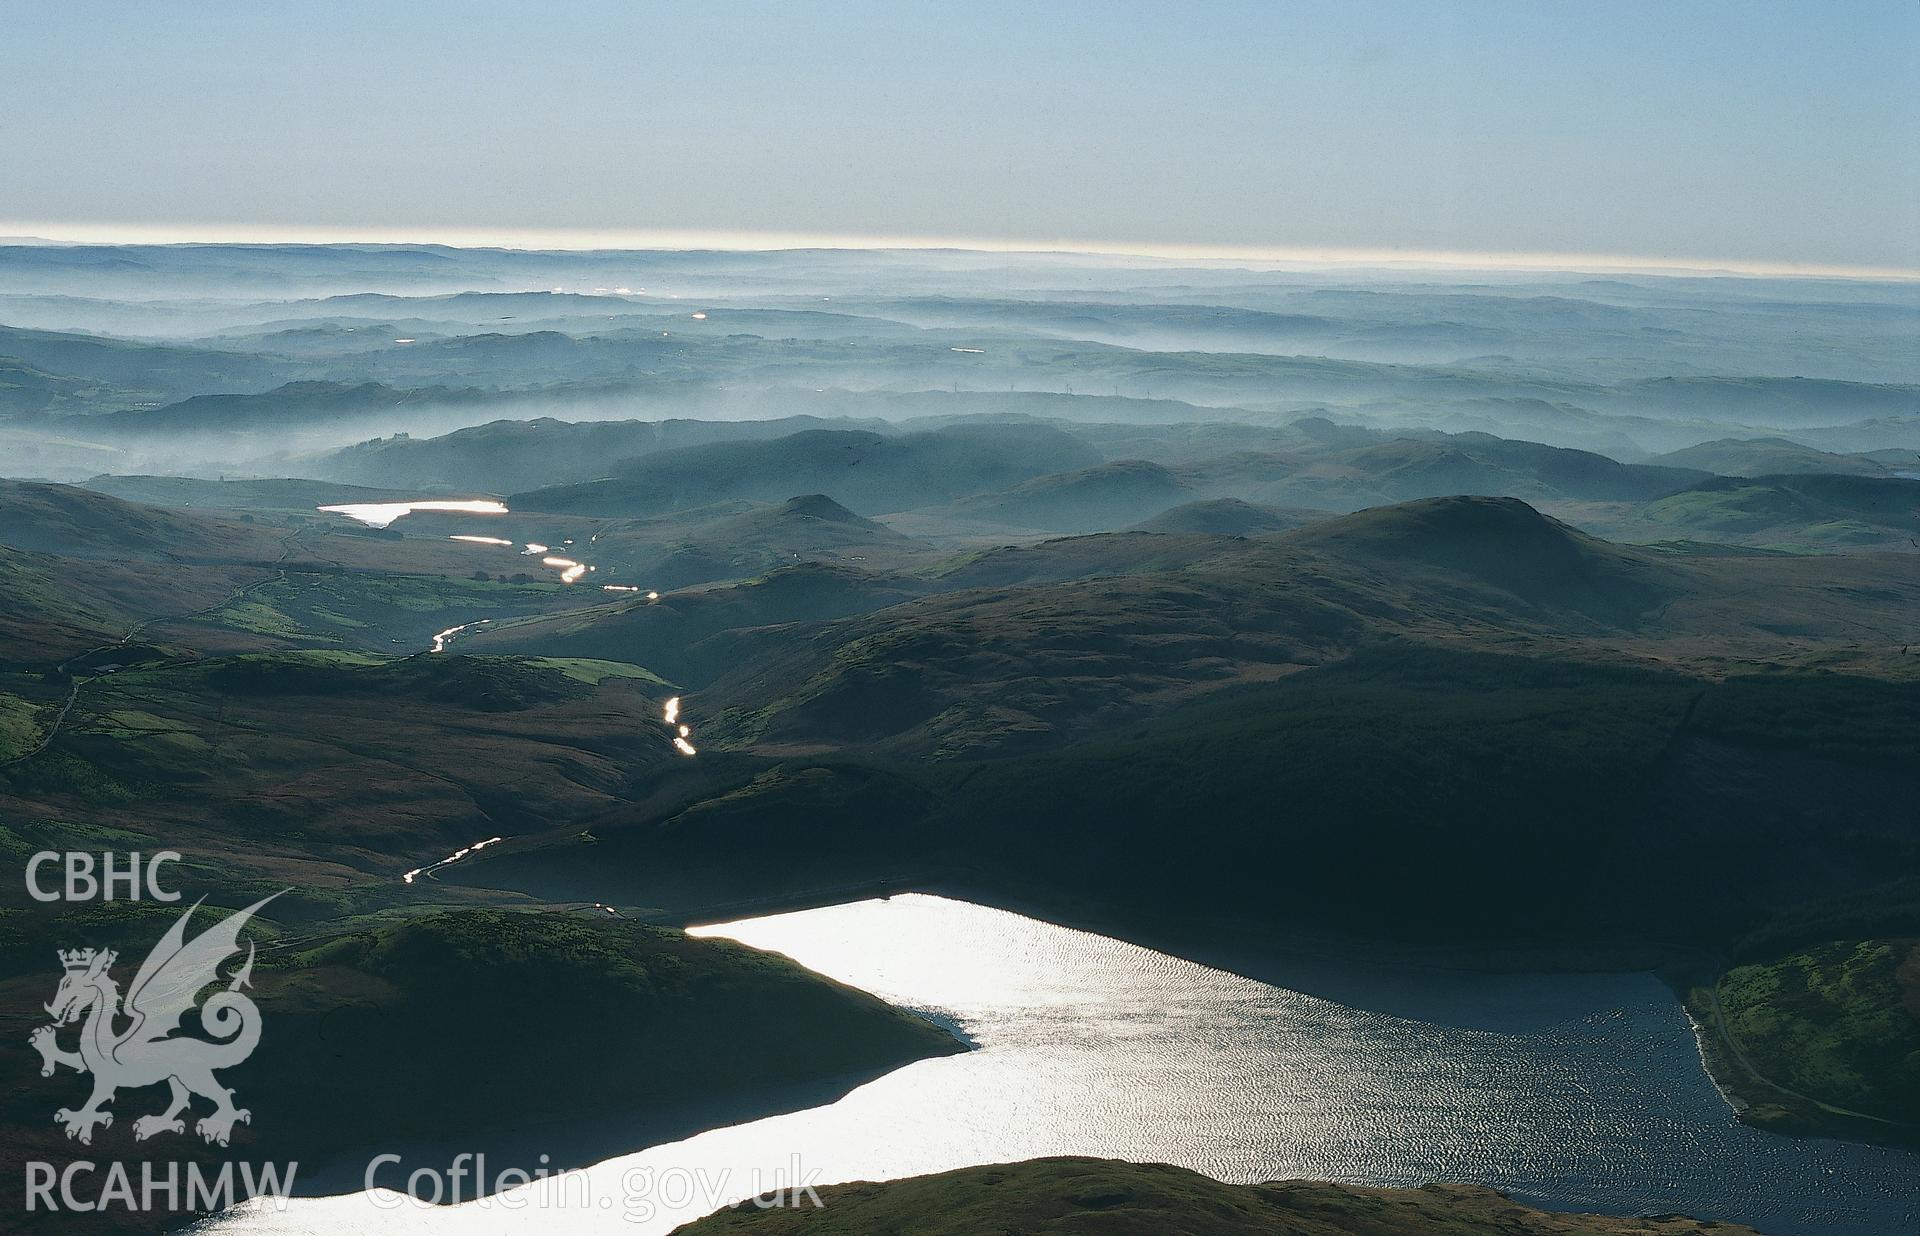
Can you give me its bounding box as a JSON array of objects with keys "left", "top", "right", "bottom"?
[{"left": 196, "top": 894, "right": 1918, "bottom": 1235}]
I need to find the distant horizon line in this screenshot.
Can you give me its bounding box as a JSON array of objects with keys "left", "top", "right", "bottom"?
[{"left": 3, "top": 221, "right": 1916, "bottom": 282}]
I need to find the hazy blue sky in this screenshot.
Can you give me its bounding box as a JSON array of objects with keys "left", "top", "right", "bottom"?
[{"left": 3, "top": 1, "right": 1916, "bottom": 272}]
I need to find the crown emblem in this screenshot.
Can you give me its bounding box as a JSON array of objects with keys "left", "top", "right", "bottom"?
[{"left": 35, "top": 893, "right": 281, "bottom": 1149}]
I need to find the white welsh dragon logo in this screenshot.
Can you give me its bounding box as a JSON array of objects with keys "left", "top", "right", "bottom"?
[{"left": 29, "top": 893, "right": 282, "bottom": 1148}]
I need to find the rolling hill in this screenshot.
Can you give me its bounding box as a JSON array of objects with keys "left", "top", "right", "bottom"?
[
  {"left": 1281, "top": 495, "right": 1679, "bottom": 626},
  {"left": 1606, "top": 375, "right": 1920, "bottom": 428},
  {"left": 76, "top": 380, "right": 491, "bottom": 437},
  {"left": 674, "top": 1157, "right": 1757, "bottom": 1236},
  {"left": 0, "top": 324, "right": 288, "bottom": 408},
  {"left": 512, "top": 424, "right": 1102, "bottom": 518},
  {"left": 560, "top": 494, "right": 943, "bottom": 592},
  {"left": 467, "top": 560, "right": 931, "bottom": 687},
  {"left": 0, "top": 357, "right": 120, "bottom": 415},
  {"left": 0, "top": 903, "right": 962, "bottom": 1231},
  {"left": 0, "top": 478, "right": 281, "bottom": 561},
  {"left": 691, "top": 497, "right": 1711, "bottom": 757},
  {"left": 1129, "top": 498, "right": 1326, "bottom": 536},
  {"left": 0, "top": 650, "right": 681, "bottom": 868},
  {"left": 314, "top": 413, "right": 893, "bottom": 493},
  {"left": 1251, "top": 433, "right": 1705, "bottom": 511},
  {"left": 938, "top": 459, "right": 1197, "bottom": 533},
  {"left": 243, "top": 909, "right": 962, "bottom": 1172},
  {"left": 80, "top": 473, "right": 419, "bottom": 511},
  {"left": 1651, "top": 437, "right": 1892, "bottom": 478},
  {"left": 1637, "top": 473, "right": 1920, "bottom": 549}
]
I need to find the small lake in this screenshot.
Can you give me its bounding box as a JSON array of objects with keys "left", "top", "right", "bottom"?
[
  {"left": 197, "top": 894, "right": 1918, "bottom": 1235},
  {"left": 316, "top": 499, "right": 508, "bottom": 528}
]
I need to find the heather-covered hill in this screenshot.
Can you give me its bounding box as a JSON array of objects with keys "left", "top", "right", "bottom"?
[{"left": 675, "top": 1157, "right": 1758, "bottom": 1236}]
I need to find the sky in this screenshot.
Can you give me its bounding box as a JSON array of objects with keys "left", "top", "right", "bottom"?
[{"left": 2, "top": 0, "right": 1916, "bottom": 274}]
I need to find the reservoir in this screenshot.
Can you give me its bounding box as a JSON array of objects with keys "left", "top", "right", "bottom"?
[
  {"left": 195, "top": 894, "right": 1918, "bottom": 1235},
  {"left": 316, "top": 500, "right": 508, "bottom": 528}
]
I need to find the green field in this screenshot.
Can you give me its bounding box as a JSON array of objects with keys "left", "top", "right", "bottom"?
[{"left": 1718, "top": 939, "right": 1920, "bottom": 1125}]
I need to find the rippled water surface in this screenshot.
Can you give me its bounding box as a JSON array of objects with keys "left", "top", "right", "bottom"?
[{"left": 200, "top": 894, "right": 1918, "bottom": 1235}]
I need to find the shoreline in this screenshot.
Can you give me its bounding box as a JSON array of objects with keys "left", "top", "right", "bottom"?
[
  {"left": 147, "top": 884, "right": 1916, "bottom": 1236},
  {"left": 1678, "top": 978, "right": 1920, "bottom": 1153},
  {"left": 672, "top": 874, "right": 1920, "bottom": 1158}
]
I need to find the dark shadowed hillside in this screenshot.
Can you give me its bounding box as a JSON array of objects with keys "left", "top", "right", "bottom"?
[
  {"left": 1281, "top": 495, "right": 1680, "bottom": 626},
  {"left": 0, "top": 903, "right": 962, "bottom": 1231},
  {"left": 469, "top": 560, "right": 930, "bottom": 687},
  {"left": 667, "top": 494, "right": 1920, "bottom": 759},
  {"left": 674, "top": 1157, "right": 1759, "bottom": 1236}
]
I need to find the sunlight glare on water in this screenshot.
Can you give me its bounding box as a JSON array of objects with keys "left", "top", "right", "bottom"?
[
  {"left": 191, "top": 895, "right": 1918, "bottom": 1236},
  {"left": 317, "top": 500, "right": 508, "bottom": 528}
]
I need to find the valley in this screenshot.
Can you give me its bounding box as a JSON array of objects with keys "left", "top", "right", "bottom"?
[{"left": 0, "top": 244, "right": 1915, "bottom": 1235}]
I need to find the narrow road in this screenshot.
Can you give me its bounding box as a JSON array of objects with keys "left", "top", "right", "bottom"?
[
  {"left": 2, "top": 524, "right": 309, "bottom": 769},
  {"left": 1702, "top": 977, "right": 1918, "bottom": 1130}
]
